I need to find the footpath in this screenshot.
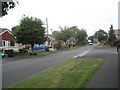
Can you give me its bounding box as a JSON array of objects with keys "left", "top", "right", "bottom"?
[{"left": 84, "top": 45, "right": 118, "bottom": 88}]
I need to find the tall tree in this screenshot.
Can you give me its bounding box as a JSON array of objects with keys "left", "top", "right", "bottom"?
[
  {"left": 52, "top": 31, "right": 62, "bottom": 42},
  {"left": 52, "top": 26, "right": 88, "bottom": 45},
  {"left": 108, "top": 25, "right": 116, "bottom": 45},
  {"left": 12, "top": 16, "right": 46, "bottom": 51},
  {"left": 88, "top": 35, "right": 94, "bottom": 42},
  {"left": 75, "top": 29, "right": 87, "bottom": 45},
  {"left": 11, "top": 25, "right": 21, "bottom": 36},
  {"left": 94, "top": 29, "right": 108, "bottom": 43}
]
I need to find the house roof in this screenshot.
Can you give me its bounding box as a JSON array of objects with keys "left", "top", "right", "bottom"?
[
  {"left": 0, "top": 28, "right": 11, "bottom": 35},
  {"left": 48, "top": 35, "right": 55, "bottom": 41}
]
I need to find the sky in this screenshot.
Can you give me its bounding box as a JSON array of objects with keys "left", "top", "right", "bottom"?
[{"left": 0, "top": 0, "right": 119, "bottom": 36}]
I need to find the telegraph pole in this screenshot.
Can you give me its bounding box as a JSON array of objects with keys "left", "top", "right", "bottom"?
[
  {"left": 46, "top": 17, "right": 49, "bottom": 47},
  {"left": 46, "top": 17, "right": 48, "bottom": 35}
]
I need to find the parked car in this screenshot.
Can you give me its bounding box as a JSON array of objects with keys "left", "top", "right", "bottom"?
[
  {"left": 34, "top": 45, "right": 47, "bottom": 50},
  {"left": 0, "top": 52, "right": 5, "bottom": 58}
]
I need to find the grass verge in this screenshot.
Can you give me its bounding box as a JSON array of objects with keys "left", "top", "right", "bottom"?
[
  {"left": 68, "top": 47, "right": 77, "bottom": 50},
  {"left": 93, "top": 45, "right": 104, "bottom": 48},
  {"left": 9, "top": 58, "right": 105, "bottom": 88}
]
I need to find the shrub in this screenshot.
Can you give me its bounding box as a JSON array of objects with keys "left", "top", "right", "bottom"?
[
  {"left": 19, "top": 49, "right": 28, "bottom": 53},
  {"left": 29, "top": 52, "right": 37, "bottom": 55}
]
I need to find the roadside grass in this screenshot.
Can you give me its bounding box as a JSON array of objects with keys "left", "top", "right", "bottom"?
[
  {"left": 9, "top": 58, "right": 105, "bottom": 88},
  {"left": 38, "top": 51, "right": 57, "bottom": 56},
  {"left": 39, "top": 52, "right": 50, "bottom": 56},
  {"left": 93, "top": 45, "right": 104, "bottom": 49},
  {"left": 68, "top": 47, "right": 77, "bottom": 50},
  {"left": 27, "top": 51, "right": 57, "bottom": 58}
]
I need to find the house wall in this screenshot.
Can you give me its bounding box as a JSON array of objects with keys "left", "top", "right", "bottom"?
[{"left": 114, "top": 29, "right": 120, "bottom": 39}]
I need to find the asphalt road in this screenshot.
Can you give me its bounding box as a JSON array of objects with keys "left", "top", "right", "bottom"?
[
  {"left": 85, "top": 46, "right": 118, "bottom": 88},
  {"left": 2, "top": 45, "right": 94, "bottom": 88}
]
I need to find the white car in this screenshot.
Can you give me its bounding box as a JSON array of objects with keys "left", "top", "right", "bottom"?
[{"left": 89, "top": 43, "right": 93, "bottom": 45}]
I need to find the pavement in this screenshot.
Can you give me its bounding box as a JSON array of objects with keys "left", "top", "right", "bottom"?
[{"left": 84, "top": 45, "right": 118, "bottom": 88}]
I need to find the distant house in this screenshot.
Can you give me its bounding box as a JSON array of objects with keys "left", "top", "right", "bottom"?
[
  {"left": 45, "top": 35, "right": 56, "bottom": 48},
  {"left": 0, "top": 28, "right": 16, "bottom": 49},
  {"left": 114, "top": 29, "right": 120, "bottom": 39},
  {"left": 0, "top": 28, "right": 23, "bottom": 51},
  {"left": 67, "top": 37, "right": 76, "bottom": 47}
]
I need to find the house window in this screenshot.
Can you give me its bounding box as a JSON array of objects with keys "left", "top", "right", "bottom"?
[
  {"left": 3, "top": 41, "right": 5, "bottom": 47},
  {"left": 8, "top": 41, "right": 11, "bottom": 47}
]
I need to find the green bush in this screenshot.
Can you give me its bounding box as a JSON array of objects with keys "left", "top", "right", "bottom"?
[
  {"left": 29, "top": 52, "right": 37, "bottom": 55},
  {"left": 19, "top": 49, "right": 28, "bottom": 53}
]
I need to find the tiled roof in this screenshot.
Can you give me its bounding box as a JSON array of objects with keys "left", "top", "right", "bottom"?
[{"left": 0, "top": 28, "right": 10, "bottom": 34}]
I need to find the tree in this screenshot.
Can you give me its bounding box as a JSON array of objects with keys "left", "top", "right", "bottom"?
[
  {"left": 52, "top": 31, "right": 62, "bottom": 42},
  {"left": 88, "top": 35, "right": 94, "bottom": 43},
  {"left": 53, "top": 26, "right": 76, "bottom": 43},
  {"left": 11, "top": 25, "right": 21, "bottom": 36},
  {"left": 52, "top": 26, "right": 88, "bottom": 46},
  {"left": 94, "top": 29, "right": 108, "bottom": 43},
  {"left": 75, "top": 29, "right": 87, "bottom": 45},
  {"left": 108, "top": 25, "right": 116, "bottom": 45},
  {"left": 12, "top": 16, "right": 46, "bottom": 51}
]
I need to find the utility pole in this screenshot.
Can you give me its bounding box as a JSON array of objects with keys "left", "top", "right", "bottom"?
[
  {"left": 46, "top": 17, "right": 48, "bottom": 35},
  {"left": 46, "top": 17, "right": 49, "bottom": 47}
]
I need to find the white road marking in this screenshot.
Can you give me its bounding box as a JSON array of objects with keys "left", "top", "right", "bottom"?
[{"left": 73, "top": 50, "right": 89, "bottom": 58}]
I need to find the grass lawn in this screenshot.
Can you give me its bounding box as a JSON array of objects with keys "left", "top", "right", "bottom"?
[
  {"left": 93, "top": 45, "right": 104, "bottom": 49},
  {"left": 9, "top": 58, "right": 105, "bottom": 88}
]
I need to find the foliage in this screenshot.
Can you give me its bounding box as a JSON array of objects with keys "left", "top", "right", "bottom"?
[
  {"left": 1, "top": 1, "right": 18, "bottom": 16},
  {"left": 94, "top": 29, "right": 108, "bottom": 42},
  {"left": 11, "top": 25, "right": 21, "bottom": 37},
  {"left": 11, "top": 16, "right": 46, "bottom": 51},
  {"left": 52, "top": 26, "right": 87, "bottom": 46},
  {"left": 75, "top": 29, "right": 87, "bottom": 45},
  {"left": 52, "top": 31, "right": 62, "bottom": 42},
  {"left": 88, "top": 35, "right": 94, "bottom": 43},
  {"left": 108, "top": 25, "right": 116, "bottom": 45},
  {"left": 19, "top": 49, "right": 28, "bottom": 53}
]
